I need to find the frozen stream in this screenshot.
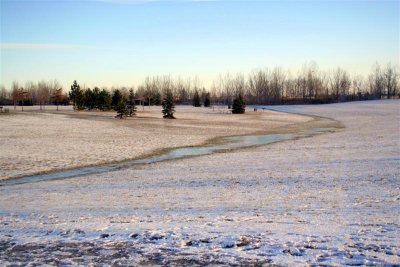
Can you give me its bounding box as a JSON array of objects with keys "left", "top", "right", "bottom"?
[{"left": 0, "top": 127, "right": 333, "bottom": 186}]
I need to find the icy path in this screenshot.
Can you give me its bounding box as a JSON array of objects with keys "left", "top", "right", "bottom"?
[{"left": 1, "top": 100, "right": 399, "bottom": 266}]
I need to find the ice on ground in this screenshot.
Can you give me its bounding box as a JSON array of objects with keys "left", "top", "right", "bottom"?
[{"left": 0, "top": 100, "right": 399, "bottom": 265}]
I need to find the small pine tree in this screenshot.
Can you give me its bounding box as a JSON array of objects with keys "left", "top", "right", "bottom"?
[
  {"left": 128, "top": 89, "right": 135, "bottom": 105},
  {"left": 98, "top": 89, "right": 112, "bottom": 110},
  {"left": 232, "top": 93, "right": 246, "bottom": 114},
  {"left": 69, "top": 80, "right": 84, "bottom": 110},
  {"left": 126, "top": 105, "right": 136, "bottom": 116},
  {"left": 204, "top": 92, "right": 211, "bottom": 107},
  {"left": 127, "top": 89, "right": 136, "bottom": 116},
  {"left": 112, "top": 89, "right": 123, "bottom": 109},
  {"left": 92, "top": 87, "right": 101, "bottom": 109},
  {"left": 162, "top": 90, "right": 176, "bottom": 119},
  {"left": 115, "top": 99, "right": 127, "bottom": 119},
  {"left": 193, "top": 90, "right": 201, "bottom": 107},
  {"left": 84, "top": 88, "right": 96, "bottom": 110}
]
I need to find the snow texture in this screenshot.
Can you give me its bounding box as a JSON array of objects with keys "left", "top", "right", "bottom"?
[
  {"left": 0, "top": 105, "right": 312, "bottom": 180},
  {"left": 0, "top": 100, "right": 399, "bottom": 266}
]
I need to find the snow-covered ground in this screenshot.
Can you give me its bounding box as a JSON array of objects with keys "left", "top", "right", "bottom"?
[
  {"left": 0, "top": 105, "right": 314, "bottom": 180},
  {"left": 0, "top": 100, "right": 399, "bottom": 266}
]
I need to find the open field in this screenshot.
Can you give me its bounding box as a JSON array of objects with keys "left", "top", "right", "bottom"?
[
  {"left": 0, "top": 105, "right": 334, "bottom": 180},
  {"left": 0, "top": 100, "right": 399, "bottom": 266}
]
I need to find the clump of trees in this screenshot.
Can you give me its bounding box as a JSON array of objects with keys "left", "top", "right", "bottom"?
[
  {"left": 69, "top": 81, "right": 113, "bottom": 111},
  {"left": 69, "top": 83, "right": 138, "bottom": 119}
]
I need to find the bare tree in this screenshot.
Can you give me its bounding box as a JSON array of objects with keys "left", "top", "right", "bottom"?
[
  {"left": 221, "top": 73, "right": 235, "bottom": 105},
  {"left": 0, "top": 85, "right": 7, "bottom": 102},
  {"left": 383, "top": 63, "right": 398, "bottom": 98},
  {"left": 329, "top": 68, "right": 350, "bottom": 101},
  {"left": 248, "top": 70, "right": 269, "bottom": 104},
  {"left": 339, "top": 70, "right": 351, "bottom": 99},
  {"left": 232, "top": 73, "right": 246, "bottom": 96},
  {"left": 16, "top": 88, "right": 29, "bottom": 111},
  {"left": 25, "top": 81, "right": 37, "bottom": 104},
  {"left": 368, "top": 63, "right": 385, "bottom": 99},
  {"left": 175, "top": 77, "right": 189, "bottom": 103},
  {"left": 351, "top": 74, "right": 364, "bottom": 100},
  {"left": 12, "top": 81, "right": 19, "bottom": 110},
  {"left": 320, "top": 72, "right": 330, "bottom": 99},
  {"left": 38, "top": 81, "right": 50, "bottom": 110},
  {"left": 52, "top": 88, "right": 64, "bottom": 111},
  {"left": 161, "top": 75, "right": 174, "bottom": 96},
  {"left": 271, "top": 67, "right": 285, "bottom": 103}
]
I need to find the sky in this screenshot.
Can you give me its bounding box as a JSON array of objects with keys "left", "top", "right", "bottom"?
[{"left": 0, "top": 0, "right": 399, "bottom": 89}]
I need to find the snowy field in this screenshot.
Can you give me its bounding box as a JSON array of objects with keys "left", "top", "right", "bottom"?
[
  {"left": 0, "top": 105, "right": 318, "bottom": 180},
  {"left": 0, "top": 100, "right": 399, "bottom": 266}
]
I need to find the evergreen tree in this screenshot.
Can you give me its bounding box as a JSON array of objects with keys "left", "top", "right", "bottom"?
[
  {"left": 129, "top": 89, "right": 135, "bottom": 105},
  {"left": 92, "top": 87, "right": 101, "bottom": 109},
  {"left": 127, "top": 88, "right": 136, "bottom": 116},
  {"left": 204, "top": 92, "right": 211, "bottom": 107},
  {"left": 112, "top": 89, "right": 127, "bottom": 118},
  {"left": 112, "top": 89, "right": 123, "bottom": 109},
  {"left": 69, "top": 80, "right": 84, "bottom": 110},
  {"left": 162, "top": 90, "right": 176, "bottom": 119},
  {"left": 232, "top": 93, "right": 246, "bottom": 114},
  {"left": 193, "top": 90, "right": 201, "bottom": 107},
  {"left": 115, "top": 98, "right": 127, "bottom": 119},
  {"left": 98, "top": 89, "right": 112, "bottom": 110},
  {"left": 83, "top": 88, "right": 96, "bottom": 110}
]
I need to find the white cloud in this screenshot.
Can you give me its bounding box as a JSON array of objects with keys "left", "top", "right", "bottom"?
[{"left": 0, "top": 43, "right": 91, "bottom": 50}]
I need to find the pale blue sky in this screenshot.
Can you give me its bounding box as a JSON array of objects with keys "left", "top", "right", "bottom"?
[{"left": 0, "top": 0, "right": 399, "bottom": 89}]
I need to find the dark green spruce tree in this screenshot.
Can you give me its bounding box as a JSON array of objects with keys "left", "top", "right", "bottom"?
[
  {"left": 112, "top": 89, "right": 127, "bottom": 118},
  {"left": 98, "top": 89, "right": 112, "bottom": 110},
  {"left": 84, "top": 88, "right": 96, "bottom": 110},
  {"left": 127, "top": 88, "right": 136, "bottom": 116},
  {"left": 192, "top": 90, "right": 201, "bottom": 107},
  {"left": 204, "top": 92, "right": 211, "bottom": 107},
  {"left": 92, "top": 87, "right": 101, "bottom": 109},
  {"left": 69, "top": 80, "right": 84, "bottom": 110},
  {"left": 112, "top": 89, "right": 123, "bottom": 109},
  {"left": 232, "top": 93, "right": 246, "bottom": 114},
  {"left": 115, "top": 98, "right": 127, "bottom": 119},
  {"left": 162, "top": 90, "right": 176, "bottom": 119}
]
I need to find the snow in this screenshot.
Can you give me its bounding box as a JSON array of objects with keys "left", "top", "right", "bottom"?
[
  {"left": 0, "top": 105, "right": 312, "bottom": 180},
  {"left": 0, "top": 100, "right": 399, "bottom": 265}
]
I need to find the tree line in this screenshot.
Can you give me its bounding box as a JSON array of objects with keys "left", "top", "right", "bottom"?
[
  {"left": 209, "top": 62, "right": 398, "bottom": 105},
  {"left": 0, "top": 62, "right": 398, "bottom": 108},
  {"left": 0, "top": 80, "right": 68, "bottom": 109}
]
